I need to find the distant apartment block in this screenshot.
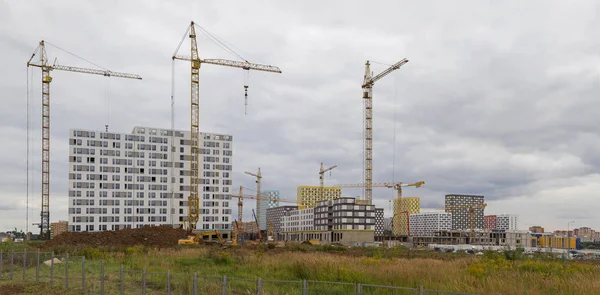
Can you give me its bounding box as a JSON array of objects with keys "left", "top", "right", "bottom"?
[
  {"left": 68, "top": 127, "right": 233, "bottom": 236},
  {"left": 296, "top": 186, "right": 341, "bottom": 209},
  {"left": 409, "top": 212, "right": 452, "bottom": 236},
  {"left": 281, "top": 208, "right": 315, "bottom": 232},
  {"left": 375, "top": 208, "right": 384, "bottom": 237},
  {"left": 445, "top": 194, "right": 485, "bottom": 230},
  {"left": 484, "top": 215, "right": 497, "bottom": 230},
  {"left": 266, "top": 205, "right": 297, "bottom": 235},
  {"left": 258, "top": 190, "right": 280, "bottom": 229},
  {"left": 313, "top": 197, "right": 376, "bottom": 231},
  {"left": 393, "top": 197, "right": 420, "bottom": 236},
  {"left": 529, "top": 226, "right": 544, "bottom": 234},
  {"left": 496, "top": 214, "right": 518, "bottom": 230},
  {"left": 50, "top": 221, "right": 68, "bottom": 239}
]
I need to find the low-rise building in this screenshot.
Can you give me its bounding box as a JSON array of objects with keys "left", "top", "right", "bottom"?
[
  {"left": 409, "top": 212, "right": 452, "bottom": 236},
  {"left": 50, "top": 221, "right": 69, "bottom": 239}
]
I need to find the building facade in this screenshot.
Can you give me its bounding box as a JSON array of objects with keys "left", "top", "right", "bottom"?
[
  {"left": 281, "top": 208, "right": 315, "bottom": 232},
  {"left": 393, "top": 197, "right": 420, "bottom": 236},
  {"left": 50, "top": 221, "right": 69, "bottom": 239},
  {"left": 375, "top": 208, "right": 384, "bottom": 237},
  {"left": 296, "top": 186, "right": 341, "bottom": 209},
  {"left": 313, "top": 197, "right": 376, "bottom": 231},
  {"left": 68, "top": 127, "right": 233, "bottom": 235},
  {"left": 484, "top": 215, "right": 497, "bottom": 230},
  {"left": 529, "top": 226, "right": 544, "bottom": 233},
  {"left": 266, "top": 206, "right": 297, "bottom": 235},
  {"left": 445, "top": 194, "right": 485, "bottom": 230},
  {"left": 409, "top": 212, "right": 452, "bottom": 236},
  {"left": 496, "top": 214, "right": 518, "bottom": 230},
  {"left": 258, "top": 190, "right": 280, "bottom": 229}
]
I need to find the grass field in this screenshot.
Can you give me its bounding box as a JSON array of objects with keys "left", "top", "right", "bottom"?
[{"left": 1, "top": 243, "right": 600, "bottom": 295}]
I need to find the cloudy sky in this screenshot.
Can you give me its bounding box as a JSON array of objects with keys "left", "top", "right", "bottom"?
[{"left": 1, "top": 1, "right": 599, "bottom": 233}]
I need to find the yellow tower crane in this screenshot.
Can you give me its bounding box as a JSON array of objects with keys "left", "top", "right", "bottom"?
[
  {"left": 172, "top": 21, "right": 281, "bottom": 231},
  {"left": 444, "top": 203, "right": 488, "bottom": 242},
  {"left": 319, "top": 162, "right": 337, "bottom": 201},
  {"left": 361, "top": 59, "right": 409, "bottom": 204},
  {"left": 27, "top": 40, "right": 142, "bottom": 239},
  {"left": 244, "top": 168, "right": 262, "bottom": 228}
]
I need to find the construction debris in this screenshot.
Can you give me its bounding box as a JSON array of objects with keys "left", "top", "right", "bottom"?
[{"left": 44, "top": 226, "right": 188, "bottom": 248}]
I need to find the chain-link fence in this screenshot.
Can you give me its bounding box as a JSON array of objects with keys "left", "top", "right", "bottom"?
[{"left": 0, "top": 249, "right": 477, "bottom": 295}]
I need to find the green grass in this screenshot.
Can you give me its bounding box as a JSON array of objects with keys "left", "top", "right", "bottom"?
[{"left": 1, "top": 243, "right": 600, "bottom": 295}]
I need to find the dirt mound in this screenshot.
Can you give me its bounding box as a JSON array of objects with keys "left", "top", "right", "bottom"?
[{"left": 44, "top": 226, "right": 189, "bottom": 248}]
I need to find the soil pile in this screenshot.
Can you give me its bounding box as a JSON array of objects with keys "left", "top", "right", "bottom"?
[{"left": 44, "top": 226, "right": 189, "bottom": 248}]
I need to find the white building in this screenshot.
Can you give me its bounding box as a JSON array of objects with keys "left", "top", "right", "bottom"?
[
  {"left": 68, "top": 126, "right": 233, "bottom": 235},
  {"left": 409, "top": 212, "right": 452, "bottom": 236},
  {"left": 259, "top": 190, "right": 280, "bottom": 229},
  {"left": 496, "top": 214, "right": 518, "bottom": 231},
  {"left": 281, "top": 208, "right": 315, "bottom": 232}
]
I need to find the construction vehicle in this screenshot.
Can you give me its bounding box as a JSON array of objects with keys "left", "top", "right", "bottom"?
[
  {"left": 27, "top": 41, "right": 142, "bottom": 239},
  {"left": 172, "top": 22, "right": 281, "bottom": 232},
  {"left": 252, "top": 209, "right": 262, "bottom": 242},
  {"left": 178, "top": 230, "right": 224, "bottom": 246}
]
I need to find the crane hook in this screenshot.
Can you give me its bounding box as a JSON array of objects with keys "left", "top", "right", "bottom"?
[{"left": 244, "top": 85, "right": 248, "bottom": 115}]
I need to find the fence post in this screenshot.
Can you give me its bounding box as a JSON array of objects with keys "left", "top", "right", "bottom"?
[
  {"left": 22, "top": 248, "right": 26, "bottom": 280},
  {"left": 36, "top": 248, "right": 40, "bottom": 282},
  {"left": 10, "top": 249, "right": 14, "bottom": 280},
  {"left": 357, "top": 283, "right": 362, "bottom": 295},
  {"left": 419, "top": 285, "right": 424, "bottom": 295},
  {"left": 65, "top": 252, "right": 69, "bottom": 288},
  {"left": 142, "top": 267, "right": 147, "bottom": 295},
  {"left": 222, "top": 275, "right": 227, "bottom": 295},
  {"left": 120, "top": 264, "right": 124, "bottom": 295},
  {"left": 303, "top": 280, "right": 308, "bottom": 295},
  {"left": 0, "top": 250, "right": 3, "bottom": 279},
  {"left": 257, "top": 277, "right": 262, "bottom": 295},
  {"left": 81, "top": 256, "right": 86, "bottom": 292},
  {"left": 167, "top": 270, "right": 171, "bottom": 295},
  {"left": 50, "top": 251, "right": 54, "bottom": 285},
  {"left": 193, "top": 272, "right": 198, "bottom": 295},
  {"left": 100, "top": 260, "right": 105, "bottom": 295}
]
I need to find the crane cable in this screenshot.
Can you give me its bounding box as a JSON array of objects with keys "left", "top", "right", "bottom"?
[{"left": 26, "top": 66, "right": 30, "bottom": 236}]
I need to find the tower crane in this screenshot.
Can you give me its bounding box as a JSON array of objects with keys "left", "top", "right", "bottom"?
[
  {"left": 27, "top": 40, "right": 142, "bottom": 239},
  {"left": 244, "top": 168, "right": 262, "bottom": 228},
  {"left": 444, "top": 203, "right": 487, "bottom": 242},
  {"left": 172, "top": 21, "right": 281, "bottom": 231},
  {"left": 361, "top": 59, "right": 409, "bottom": 205},
  {"left": 319, "top": 162, "right": 337, "bottom": 201}
]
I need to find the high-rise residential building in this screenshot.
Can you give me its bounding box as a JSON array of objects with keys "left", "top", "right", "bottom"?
[
  {"left": 495, "top": 214, "right": 518, "bottom": 230},
  {"left": 445, "top": 194, "right": 484, "bottom": 230},
  {"left": 529, "top": 226, "right": 544, "bottom": 233},
  {"left": 296, "top": 186, "right": 341, "bottom": 209},
  {"left": 409, "top": 212, "right": 452, "bottom": 236},
  {"left": 68, "top": 127, "right": 233, "bottom": 236},
  {"left": 484, "top": 215, "right": 497, "bottom": 230},
  {"left": 393, "top": 197, "right": 420, "bottom": 236},
  {"left": 375, "top": 208, "right": 384, "bottom": 237},
  {"left": 266, "top": 206, "right": 297, "bottom": 236},
  {"left": 258, "top": 190, "right": 280, "bottom": 229},
  {"left": 50, "top": 221, "right": 68, "bottom": 239}
]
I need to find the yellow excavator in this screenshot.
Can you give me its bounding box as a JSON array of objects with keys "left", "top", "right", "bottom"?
[{"left": 178, "top": 230, "right": 224, "bottom": 246}]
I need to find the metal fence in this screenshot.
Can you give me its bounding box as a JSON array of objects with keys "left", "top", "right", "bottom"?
[{"left": 0, "top": 249, "right": 476, "bottom": 295}]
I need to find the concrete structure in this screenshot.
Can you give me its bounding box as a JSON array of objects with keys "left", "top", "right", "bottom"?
[
  {"left": 50, "top": 221, "right": 68, "bottom": 239},
  {"left": 409, "top": 212, "right": 452, "bottom": 236},
  {"left": 383, "top": 217, "right": 393, "bottom": 235},
  {"left": 266, "top": 206, "right": 297, "bottom": 235},
  {"left": 413, "top": 229, "right": 532, "bottom": 248},
  {"left": 313, "top": 197, "right": 376, "bottom": 231},
  {"left": 445, "top": 194, "right": 484, "bottom": 230},
  {"left": 281, "top": 208, "right": 315, "bottom": 232},
  {"left": 496, "top": 214, "right": 518, "bottom": 230},
  {"left": 296, "top": 186, "right": 341, "bottom": 209},
  {"left": 531, "top": 233, "right": 580, "bottom": 250},
  {"left": 68, "top": 127, "right": 233, "bottom": 236},
  {"left": 258, "top": 190, "right": 280, "bottom": 229},
  {"left": 484, "top": 215, "right": 497, "bottom": 230},
  {"left": 375, "top": 208, "right": 384, "bottom": 237},
  {"left": 529, "top": 226, "right": 544, "bottom": 233},
  {"left": 392, "top": 197, "right": 420, "bottom": 236}
]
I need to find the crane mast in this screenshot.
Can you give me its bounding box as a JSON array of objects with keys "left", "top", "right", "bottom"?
[
  {"left": 361, "top": 59, "right": 408, "bottom": 204},
  {"left": 172, "top": 21, "right": 281, "bottom": 231},
  {"left": 244, "top": 168, "right": 262, "bottom": 227},
  {"left": 319, "top": 162, "right": 337, "bottom": 201},
  {"left": 27, "top": 40, "right": 142, "bottom": 239}
]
